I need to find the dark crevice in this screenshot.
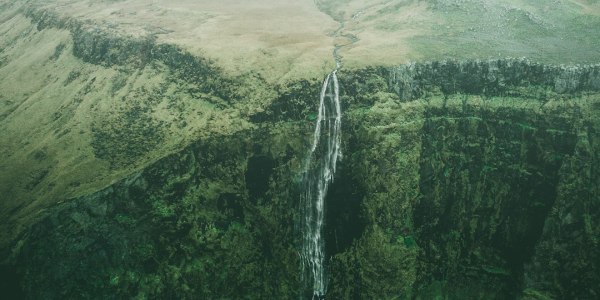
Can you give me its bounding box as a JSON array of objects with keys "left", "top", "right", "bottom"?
[
  {"left": 0, "top": 264, "right": 24, "bottom": 300},
  {"left": 217, "top": 193, "right": 245, "bottom": 221},
  {"left": 325, "top": 161, "right": 366, "bottom": 257},
  {"left": 245, "top": 155, "right": 276, "bottom": 202}
]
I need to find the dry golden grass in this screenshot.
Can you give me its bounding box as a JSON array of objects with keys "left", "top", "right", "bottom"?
[
  {"left": 23, "top": 0, "right": 600, "bottom": 77},
  {"left": 31, "top": 0, "right": 340, "bottom": 82}
]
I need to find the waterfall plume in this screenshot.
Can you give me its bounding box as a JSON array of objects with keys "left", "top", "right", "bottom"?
[{"left": 300, "top": 70, "right": 342, "bottom": 299}]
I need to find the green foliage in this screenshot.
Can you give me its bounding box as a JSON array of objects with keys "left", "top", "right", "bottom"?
[
  {"left": 329, "top": 226, "right": 418, "bottom": 299},
  {"left": 11, "top": 62, "right": 600, "bottom": 299},
  {"left": 151, "top": 198, "right": 175, "bottom": 218},
  {"left": 17, "top": 131, "right": 303, "bottom": 299},
  {"left": 91, "top": 88, "right": 166, "bottom": 168}
]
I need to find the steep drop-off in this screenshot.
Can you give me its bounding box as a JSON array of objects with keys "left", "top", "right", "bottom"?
[
  {"left": 3, "top": 58, "right": 599, "bottom": 299},
  {"left": 1, "top": 2, "right": 600, "bottom": 299}
]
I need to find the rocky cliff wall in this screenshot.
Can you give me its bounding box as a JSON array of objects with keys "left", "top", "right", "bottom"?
[
  {"left": 14, "top": 126, "right": 310, "bottom": 299},
  {"left": 387, "top": 59, "right": 600, "bottom": 99},
  {"left": 4, "top": 58, "right": 599, "bottom": 299},
  {"left": 1, "top": 3, "right": 599, "bottom": 299}
]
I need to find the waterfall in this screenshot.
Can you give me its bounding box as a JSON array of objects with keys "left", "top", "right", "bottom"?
[{"left": 300, "top": 70, "right": 341, "bottom": 299}]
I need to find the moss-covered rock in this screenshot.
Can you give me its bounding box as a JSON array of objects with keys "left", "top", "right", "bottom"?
[
  {"left": 16, "top": 127, "right": 310, "bottom": 299},
  {"left": 4, "top": 55, "right": 600, "bottom": 299}
]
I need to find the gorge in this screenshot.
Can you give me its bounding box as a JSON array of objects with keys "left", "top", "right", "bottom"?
[{"left": 1, "top": 1, "right": 599, "bottom": 299}]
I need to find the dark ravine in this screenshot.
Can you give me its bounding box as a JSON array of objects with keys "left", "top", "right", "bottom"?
[{"left": 1, "top": 4, "right": 599, "bottom": 300}]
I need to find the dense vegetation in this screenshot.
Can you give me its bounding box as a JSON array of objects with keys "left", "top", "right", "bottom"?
[
  {"left": 8, "top": 58, "right": 600, "bottom": 299},
  {"left": 1, "top": 1, "right": 599, "bottom": 299}
]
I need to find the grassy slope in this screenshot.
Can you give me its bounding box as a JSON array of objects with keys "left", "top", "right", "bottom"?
[{"left": 0, "top": 9, "right": 259, "bottom": 249}]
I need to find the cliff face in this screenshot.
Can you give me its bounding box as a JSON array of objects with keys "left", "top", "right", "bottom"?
[
  {"left": 1, "top": 2, "right": 600, "bottom": 299},
  {"left": 329, "top": 62, "right": 600, "bottom": 299},
  {"left": 15, "top": 128, "right": 308, "bottom": 299},
  {"left": 5, "top": 57, "right": 599, "bottom": 299}
]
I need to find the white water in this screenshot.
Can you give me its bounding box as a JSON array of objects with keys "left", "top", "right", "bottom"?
[{"left": 300, "top": 70, "right": 341, "bottom": 299}]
